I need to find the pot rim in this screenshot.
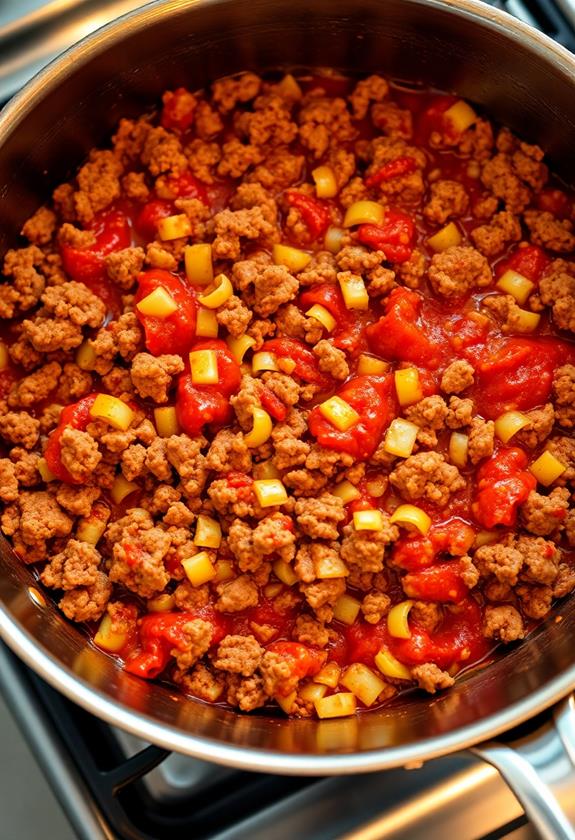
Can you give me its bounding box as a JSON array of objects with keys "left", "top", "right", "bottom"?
[{"left": 1, "top": 0, "right": 575, "bottom": 773}]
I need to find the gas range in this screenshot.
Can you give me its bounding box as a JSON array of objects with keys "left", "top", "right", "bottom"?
[{"left": 0, "top": 1, "right": 572, "bottom": 838}]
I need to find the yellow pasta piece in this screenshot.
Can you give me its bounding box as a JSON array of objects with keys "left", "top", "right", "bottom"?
[
  {"left": 333, "top": 594, "right": 361, "bottom": 625},
  {"left": 273, "top": 559, "right": 298, "bottom": 586},
  {"left": 184, "top": 243, "right": 213, "bottom": 285},
  {"left": 299, "top": 682, "right": 328, "bottom": 702},
  {"left": 427, "top": 221, "right": 462, "bottom": 253},
  {"left": 515, "top": 308, "right": 541, "bottom": 333},
  {"left": 343, "top": 200, "right": 384, "bottom": 227},
  {"left": 338, "top": 273, "right": 369, "bottom": 310},
  {"left": 383, "top": 418, "right": 419, "bottom": 458},
  {"left": 315, "top": 552, "right": 349, "bottom": 580},
  {"left": 318, "top": 395, "right": 360, "bottom": 432},
  {"left": 496, "top": 270, "right": 535, "bottom": 305},
  {"left": 181, "top": 551, "right": 217, "bottom": 586},
  {"left": 226, "top": 334, "right": 256, "bottom": 364},
  {"left": 473, "top": 530, "right": 499, "bottom": 548},
  {"left": 244, "top": 407, "right": 273, "bottom": 448},
  {"left": 444, "top": 99, "right": 477, "bottom": 133},
  {"left": 76, "top": 504, "right": 110, "bottom": 546},
  {"left": 190, "top": 349, "right": 219, "bottom": 385},
  {"left": 252, "top": 351, "right": 279, "bottom": 373},
  {"left": 94, "top": 614, "right": 128, "bottom": 653},
  {"left": 374, "top": 647, "right": 412, "bottom": 681},
  {"left": 214, "top": 560, "right": 235, "bottom": 583},
  {"left": 357, "top": 354, "right": 389, "bottom": 375},
  {"left": 147, "top": 594, "right": 175, "bottom": 612},
  {"left": 272, "top": 243, "right": 312, "bottom": 273},
  {"left": 331, "top": 480, "right": 361, "bottom": 504},
  {"left": 154, "top": 406, "right": 180, "bottom": 438},
  {"left": 394, "top": 367, "right": 423, "bottom": 406},
  {"left": 75, "top": 340, "right": 96, "bottom": 371},
  {"left": 37, "top": 457, "right": 56, "bottom": 483},
  {"left": 253, "top": 479, "right": 288, "bottom": 507},
  {"left": 314, "top": 661, "right": 341, "bottom": 688},
  {"left": 312, "top": 165, "right": 338, "bottom": 198},
  {"left": 255, "top": 460, "right": 281, "bottom": 480},
  {"left": 194, "top": 514, "right": 222, "bottom": 549},
  {"left": 341, "top": 663, "right": 386, "bottom": 707},
  {"left": 136, "top": 286, "right": 178, "bottom": 318},
  {"left": 449, "top": 431, "right": 469, "bottom": 468},
  {"left": 197, "top": 273, "right": 233, "bottom": 308},
  {"left": 305, "top": 304, "right": 336, "bottom": 333},
  {"left": 276, "top": 691, "right": 297, "bottom": 714},
  {"left": 353, "top": 509, "right": 384, "bottom": 531},
  {"left": 110, "top": 475, "right": 139, "bottom": 505},
  {"left": 324, "top": 226, "right": 345, "bottom": 254},
  {"left": 196, "top": 307, "right": 219, "bottom": 337},
  {"left": 390, "top": 504, "right": 431, "bottom": 535},
  {"left": 530, "top": 451, "right": 566, "bottom": 486},
  {"left": 494, "top": 410, "right": 530, "bottom": 444},
  {"left": 314, "top": 692, "right": 357, "bottom": 719},
  {"left": 157, "top": 213, "right": 192, "bottom": 241},
  {"left": 90, "top": 394, "right": 134, "bottom": 431},
  {"left": 387, "top": 600, "right": 414, "bottom": 639}
]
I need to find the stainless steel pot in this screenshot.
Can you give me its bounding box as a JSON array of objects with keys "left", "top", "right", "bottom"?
[{"left": 0, "top": 0, "right": 574, "bottom": 834}]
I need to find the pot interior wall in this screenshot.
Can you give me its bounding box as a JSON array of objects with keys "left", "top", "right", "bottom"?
[{"left": 0, "top": 0, "right": 574, "bottom": 764}]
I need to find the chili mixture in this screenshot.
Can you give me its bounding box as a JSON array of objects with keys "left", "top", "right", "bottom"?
[{"left": 1, "top": 71, "right": 574, "bottom": 718}]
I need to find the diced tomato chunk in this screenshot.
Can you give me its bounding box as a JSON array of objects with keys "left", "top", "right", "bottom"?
[
  {"left": 366, "top": 288, "right": 441, "bottom": 367},
  {"left": 44, "top": 394, "right": 99, "bottom": 484},
  {"left": 365, "top": 156, "right": 417, "bottom": 189},
  {"left": 285, "top": 191, "right": 330, "bottom": 240},
  {"left": 262, "top": 337, "right": 331, "bottom": 388},
  {"left": 357, "top": 209, "right": 415, "bottom": 263},
  {"left": 264, "top": 641, "right": 327, "bottom": 696},
  {"left": 402, "top": 559, "right": 471, "bottom": 603},
  {"left": 176, "top": 340, "right": 241, "bottom": 436},
  {"left": 161, "top": 87, "right": 197, "bottom": 132},
  {"left": 135, "top": 269, "right": 198, "bottom": 356},
  {"left": 472, "top": 447, "right": 536, "bottom": 528},
  {"left": 535, "top": 188, "right": 572, "bottom": 220},
  {"left": 135, "top": 199, "right": 173, "bottom": 241},
  {"left": 494, "top": 244, "right": 550, "bottom": 282}
]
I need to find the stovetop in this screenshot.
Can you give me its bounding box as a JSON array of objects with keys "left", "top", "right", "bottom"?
[{"left": 0, "top": 1, "right": 573, "bottom": 838}]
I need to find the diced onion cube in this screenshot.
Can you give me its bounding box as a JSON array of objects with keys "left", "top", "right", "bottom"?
[
  {"left": 333, "top": 593, "right": 361, "bottom": 625},
  {"left": 444, "top": 99, "right": 477, "bottom": 133},
  {"left": 341, "top": 663, "right": 386, "bottom": 707},
  {"left": 197, "top": 273, "right": 233, "bottom": 308},
  {"left": 357, "top": 354, "right": 389, "bottom": 376},
  {"left": 318, "top": 395, "right": 360, "bottom": 432},
  {"left": 244, "top": 407, "right": 273, "bottom": 448},
  {"left": 181, "top": 551, "right": 217, "bottom": 586},
  {"left": 314, "top": 692, "right": 357, "bottom": 719},
  {"left": 76, "top": 340, "right": 96, "bottom": 371},
  {"left": 273, "top": 558, "right": 298, "bottom": 586},
  {"left": 338, "top": 273, "right": 369, "bottom": 310},
  {"left": 94, "top": 613, "right": 128, "bottom": 653},
  {"left": 530, "top": 451, "right": 566, "bottom": 486},
  {"left": 147, "top": 594, "right": 175, "bottom": 612},
  {"left": 90, "top": 394, "right": 134, "bottom": 431},
  {"left": 449, "top": 431, "right": 469, "bottom": 468},
  {"left": 157, "top": 213, "right": 192, "bottom": 241},
  {"left": 324, "top": 226, "right": 345, "bottom": 254},
  {"left": 353, "top": 509, "right": 384, "bottom": 531},
  {"left": 374, "top": 647, "right": 412, "bottom": 681},
  {"left": 272, "top": 243, "right": 312, "bottom": 273},
  {"left": 312, "top": 165, "right": 338, "bottom": 198},
  {"left": 190, "top": 349, "right": 219, "bottom": 385},
  {"left": 196, "top": 307, "right": 219, "bottom": 337},
  {"left": 390, "top": 504, "right": 431, "bottom": 535},
  {"left": 154, "top": 406, "right": 180, "bottom": 438},
  {"left": 343, "top": 200, "right": 385, "bottom": 228},
  {"left": 194, "top": 514, "right": 222, "bottom": 549},
  {"left": 383, "top": 418, "right": 419, "bottom": 458},
  {"left": 185, "top": 243, "right": 213, "bottom": 285},
  {"left": 496, "top": 270, "right": 535, "bottom": 305},
  {"left": 494, "top": 410, "right": 530, "bottom": 444},
  {"left": 314, "top": 661, "right": 341, "bottom": 688},
  {"left": 227, "top": 334, "right": 256, "bottom": 364},
  {"left": 394, "top": 368, "right": 423, "bottom": 406},
  {"left": 387, "top": 600, "right": 414, "bottom": 639},
  {"left": 305, "top": 304, "right": 336, "bottom": 333},
  {"left": 110, "top": 475, "right": 139, "bottom": 505},
  {"left": 299, "top": 682, "right": 328, "bottom": 702},
  {"left": 252, "top": 351, "right": 279, "bottom": 373},
  {"left": 136, "top": 286, "right": 178, "bottom": 318},
  {"left": 427, "top": 221, "right": 462, "bottom": 253},
  {"left": 331, "top": 480, "right": 361, "bottom": 504},
  {"left": 38, "top": 457, "right": 56, "bottom": 483},
  {"left": 253, "top": 479, "right": 288, "bottom": 507}
]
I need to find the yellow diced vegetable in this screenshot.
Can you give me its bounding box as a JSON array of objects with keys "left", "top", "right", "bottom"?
[
  {"left": 136, "top": 286, "right": 178, "bottom": 318},
  {"left": 110, "top": 475, "right": 139, "bottom": 505},
  {"left": 338, "top": 273, "right": 369, "bottom": 310},
  {"left": 75, "top": 340, "right": 96, "bottom": 371},
  {"left": 444, "top": 99, "right": 477, "bottom": 133},
  {"left": 214, "top": 559, "right": 235, "bottom": 582},
  {"left": 196, "top": 307, "right": 219, "bottom": 337},
  {"left": 343, "top": 200, "right": 385, "bottom": 228},
  {"left": 315, "top": 552, "right": 349, "bottom": 579},
  {"left": 197, "top": 273, "right": 233, "bottom": 308},
  {"left": 38, "top": 457, "right": 56, "bottom": 483},
  {"left": 272, "top": 243, "right": 312, "bottom": 273},
  {"left": 318, "top": 395, "right": 360, "bottom": 432},
  {"left": 244, "top": 407, "right": 273, "bottom": 448},
  {"left": 226, "top": 334, "right": 256, "bottom": 364},
  {"left": 181, "top": 551, "right": 217, "bottom": 586},
  {"left": 314, "top": 661, "right": 341, "bottom": 688},
  {"left": 394, "top": 367, "right": 423, "bottom": 406},
  {"left": 252, "top": 351, "right": 279, "bottom": 373},
  {"left": 277, "top": 357, "right": 297, "bottom": 374},
  {"left": 383, "top": 418, "right": 419, "bottom": 458},
  {"left": 427, "top": 221, "right": 462, "bottom": 253},
  {"left": 374, "top": 647, "right": 412, "bottom": 681},
  {"left": 357, "top": 354, "right": 389, "bottom": 376},
  {"left": 94, "top": 614, "right": 128, "bottom": 653},
  {"left": 390, "top": 504, "right": 431, "bottom": 536},
  {"left": 387, "top": 600, "right": 414, "bottom": 639},
  {"left": 496, "top": 270, "right": 535, "bottom": 305},
  {"left": 324, "top": 226, "right": 345, "bottom": 254},
  {"left": 299, "top": 682, "right": 328, "bottom": 702},
  {"left": 530, "top": 451, "right": 566, "bottom": 486},
  {"left": 147, "top": 594, "right": 175, "bottom": 612},
  {"left": 253, "top": 478, "right": 288, "bottom": 507},
  {"left": 194, "top": 514, "right": 222, "bottom": 549},
  {"left": 353, "top": 509, "right": 384, "bottom": 531},
  {"left": 365, "top": 478, "right": 386, "bottom": 497},
  {"left": 312, "top": 165, "right": 338, "bottom": 198},
  {"left": 314, "top": 692, "right": 357, "bottom": 719},
  {"left": 305, "top": 304, "right": 336, "bottom": 333},
  {"left": 190, "top": 349, "right": 219, "bottom": 385},
  {"left": 76, "top": 504, "right": 110, "bottom": 546},
  {"left": 154, "top": 406, "right": 180, "bottom": 438},
  {"left": 184, "top": 243, "right": 213, "bottom": 286},
  {"left": 273, "top": 558, "right": 298, "bottom": 586},
  {"left": 474, "top": 530, "right": 499, "bottom": 548},
  {"left": 333, "top": 593, "right": 361, "bottom": 625},
  {"left": 263, "top": 582, "right": 283, "bottom": 599},
  {"left": 276, "top": 690, "right": 297, "bottom": 714},
  {"left": 449, "top": 431, "right": 469, "bottom": 468},
  {"left": 494, "top": 410, "right": 530, "bottom": 444},
  {"left": 341, "top": 663, "right": 386, "bottom": 707},
  {"left": 515, "top": 307, "right": 541, "bottom": 333},
  {"left": 276, "top": 73, "right": 302, "bottom": 101},
  {"left": 90, "top": 394, "right": 134, "bottom": 431},
  {"left": 0, "top": 342, "right": 8, "bottom": 371},
  {"left": 157, "top": 213, "right": 192, "bottom": 241},
  {"left": 255, "top": 460, "right": 281, "bottom": 480},
  {"left": 331, "top": 480, "right": 361, "bottom": 504}
]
